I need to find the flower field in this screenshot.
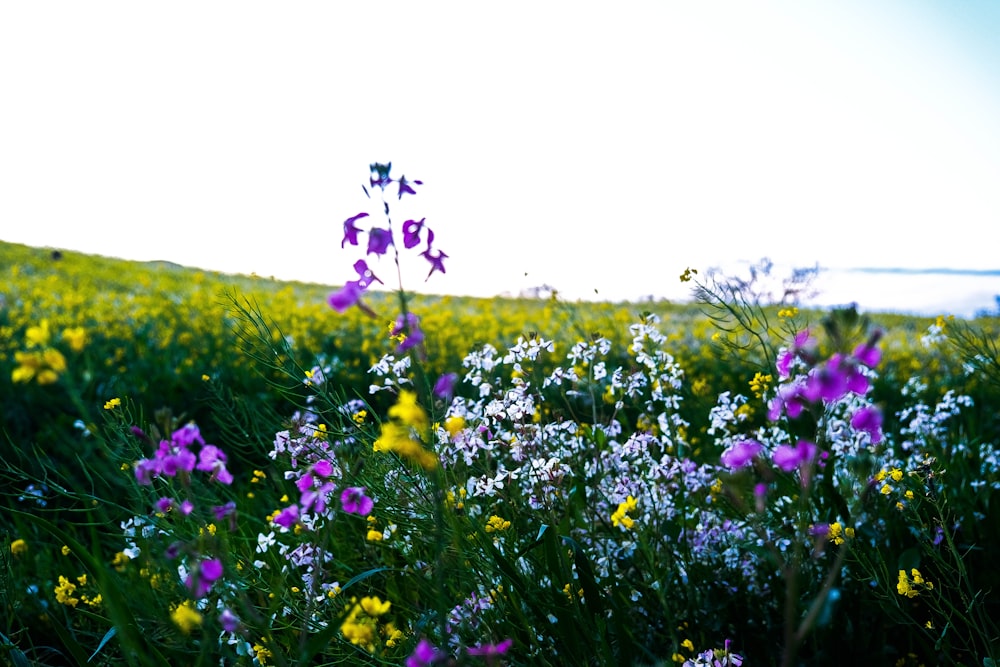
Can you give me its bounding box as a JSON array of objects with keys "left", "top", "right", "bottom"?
[{"left": 3, "top": 168, "right": 1000, "bottom": 666}]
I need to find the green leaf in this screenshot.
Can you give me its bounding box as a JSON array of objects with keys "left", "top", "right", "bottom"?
[{"left": 89, "top": 627, "right": 118, "bottom": 663}]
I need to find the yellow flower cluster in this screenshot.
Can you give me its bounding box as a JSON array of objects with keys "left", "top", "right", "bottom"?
[
  {"left": 11, "top": 320, "right": 73, "bottom": 385},
  {"left": 484, "top": 515, "right": 511, "bottom": 533},
  {"left": 54, "top": 574, "right": 102, "bottom": 609},
  {"left": 896, "top": 568, "right": 934, "bottom": 598},
  {"left": 827, "top": 522, "right": 855, "bottom": 545},
  {"left": 749, "top": 372, "right": 773, "bottom": 399},
  {"left": 340, "top": 595, "right": 395, "bottom": 653},
  {"left": 171, "top": 600, "right": 203, "bottom": 634},
  {"left": 611, "top": 495, "right": 638, "bottom": 530},
  {"left": 373, "top": 391, "right": 438, "bottom": 470}
]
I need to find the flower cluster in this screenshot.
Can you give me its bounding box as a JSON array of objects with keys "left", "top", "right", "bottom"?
[
  {"left": 328, "top": 163, "right": 447, "bottom": 315},
  {"left": 10, "top": 319, "right": 78, "bottom": 385},
  {"left": 134, "top": 423, "right": 233, "bottom": 488}
]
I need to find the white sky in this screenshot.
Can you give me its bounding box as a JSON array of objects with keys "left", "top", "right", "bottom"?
[{"left": 2, "top": 1, "right": 1000, "bottom": 313}]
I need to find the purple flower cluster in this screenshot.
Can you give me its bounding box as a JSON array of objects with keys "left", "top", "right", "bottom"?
[
  {"left": 328, "top": 163, "right": 448, "bottom": 314},
  {"left": 768, "top": 329, "right": 884, "bottom": 444},
  {"left": 134, "top": 423, "right": 233, "bottom": 486}
]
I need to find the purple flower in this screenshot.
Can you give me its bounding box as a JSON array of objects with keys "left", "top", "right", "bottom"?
[
  {"left": 392, "top": 312, "right": 425, "bottom": 353},
  {"left": 850, "top": 405, "right": 883, "bottom": 443},
  {"left": 212, "top": 501, "right": 237, "bottom": 521},
  {"left": 219, "top": 608, "right": 239, "bottom": 633},
  {"left": 433, "top": 372, "right": 459, "bottom": 401},
  {"left": 135, "top": 458, "right": 161, "bottom": 485},
  {"left": 352, "top": 259, "right": 382, "bottom": 288},
  {"left": 407, "top": 639, "right": 445, "bottom": 667},
  {"left": 273, "top": 504, "right": 299, "bottom": 528},
  {"left": 370, "top": 162, "right": 392, "bottom": 190},
  {"left": 313, "top": 459, "right": 333, "bottom": 477},
  {"left": 776, "top": 329, "right": 815, "bottom": 378},
  {"left": 720, "top": 440, "right": 763, "bottom": 469},
  {"left": 196, "top": 445, "right": 233, "bottom": 485},
  {"left": 853, "top": 341, "right": 882, "bottom": 368},
  {"left": 186, "top": 557, "right": 223, "bottom": 597},
  {"left": 340, "top": 487, "right": 374, "bottom": 516},
  {"left": 773, "top": 439, "right": 818, "bottom": 473},
  {"left": 172, "top": 423, "right": 206, "bottom": 448},
  {"left": 402, "top": 218, "right": 426, "bottom": 249},
  {"left": 397, "top": 174, "right": 419, "bottom": 199},
  {"left": 367, "top": 227, "right": 393, "bottom": 256},
  {"left": 179, "top": 499, "right": 195, "bottom": 515},
  {"left": 467, "top": 638, "right": 513, "bottom": 656},
  {"left": 155, "top": 497, "right": 174, "bottom": 513},
  {"left": 328, "top": 281, "right": 364, "bottom": 313},
  {"left": 341, "top": 212, "right": 369, "bottom": 248},
  {"left": 421, "top": 247, "right": 448, "bottom": 280}
]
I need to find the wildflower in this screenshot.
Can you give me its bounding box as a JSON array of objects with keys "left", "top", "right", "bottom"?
[
  {"left": 342, "top": 212, "right": 370, "bottom": 247},
  {"left": 679, "top": 267, "right": 698, "bottom": 282},
  {"left": 827, "top": 522, "right": 854, "bottom": 545},
  {"left": 25, "top": 320, "right": 51, "bottom": 347},
  {"left": 219, "top": 608, "right": 240, "bottom": 633},
  {"left": 407, "top": 638, "right": 445, "bottom": 667},
  {"left": 433, "top": 372, "right": 459, "bottom": 400},
  {"left": 485, "top": 515, "right": 511, "bottom": 533},
  {"left": 421, "top": 247, "right": 448, "bottom": 280},
  {"left": 896, "top": 568, "right": 934, "bottom": 598},
  {"left": 10, "top": 539, "right": 28, "bottom": 556},
  {"left": 54, "top": 575, "right": 80, "bottom": 607},
  {"left": 467, "top": 638, "right": 513, "bottom": 657},
  {"left": 273, "top": 504, "right": 299, "bottom": 528},
  {"left": 611, "top": 496, "right": 638, "bottom": 530},
  {"left": 366, "top": 227, "right": 393, "bottom": 256},
  {"left": 850, "top": 405, "right": 884, "bottom": 443},
  {"left": 252, "top": 639, "right": 273, "bottom": 665},
  {"left": 402, "top": 218, "right": 427, "bottom": 248},
  {"left": 720, "top": 440, "right": 762, "bottom": 469},
  {"left": 391, "top": 312, "right": 425, "bottom": 353},
  {"left": 773, "top": 439, "right": 817, "bottom": 473},
  {"left": 444, "top": 415, "right": 466, "bottom": 438},
  {"left": 61, "top": 545, "right": 71, "bottom": 556},
  {"left": 111, "top": 551, "right": 129, "bottom": 572},
  {"left": 61, "top": 326, "right": 87, "bottom": 352},
  {"left": 104, "top": 397, "right": 121, "bottom": 410},
  {"left": 185, "top": 558, "right": 223, "bottom": 597},
  {"left": 341, "top": 487, "right": 374, "bottom": 516},
  {"left": 360, "top": 595, "right": 391, "bottom": 616}
]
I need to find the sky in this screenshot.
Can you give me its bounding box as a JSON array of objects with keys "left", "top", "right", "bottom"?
[{"left": 2, "top": 1, "right": 1000, "bottom": 317}]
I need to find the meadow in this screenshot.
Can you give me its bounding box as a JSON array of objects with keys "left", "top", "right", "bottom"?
[{"left": 3, "top": 166, "right": 1000, "bottom": 666}]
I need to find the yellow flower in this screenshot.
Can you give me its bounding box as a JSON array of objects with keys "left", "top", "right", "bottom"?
[
  {"left": 485, "top": 515, "right": 512, "bottom": 533},
  {"left": 611, "top": 496, "right": 638, "bottom": 530},
  {"left": 388, "top": 390, "right": 429, "bottom": 430},
  {"left": 61, "top": 545, "right": 71, "bottom": 556},
  {"left": 104, "top": 397, "right": 121, "bottom": 410},
  {"left": 25, "top": 320, "right": 51, "bottom": 347},
  {"left": 444, "top": 415, "right": 466, "bottom": 438},
  {"left": 360, "top": 595, "right": 391, "bottom": 617},
  {"left": 111, "top": 551, "right": 129, "bottom": 572},
  {"left": 10, "top": 539, "right": 28, "bottom": 556},
  {"left": 54, "top": 575, "right": 79, "bottom": 607},
  {"left": 171, "top": 600, "right": 203, "bottom": 634},
  {"left": 896, "top": 569, "right": 934, "bottom": 598},
  {"left": 366, "top": 529, "right": 384, "bottom": 542},
  {"left": 61, "top": 327, "right": 87, "bottom": 352}
]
